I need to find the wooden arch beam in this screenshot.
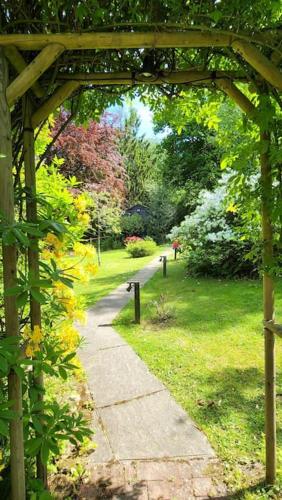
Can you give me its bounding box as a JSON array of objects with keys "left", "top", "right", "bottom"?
[
  {"left": 4, "top": 45, "right": 44, "bottom": 98},
  {"left": 232, "top": 40, "right": 282, "bottom": 91},
  {"left": 32, "top": 70, "right": 246, "bottom": 128},
  {"left": 56, "top": 69, "right": 246, "bottom": 85},
  {"left": 6, "top": 43, "right": 64, "bottom": 107},
  {"left": 216, "top": 78, "right": 256, "bottom": 119},
  {"left": 32, "top": 81, "right": 80, "bottom": 129},
  {"left": 0, "top": 32, "right": 232, "bottom": 50}
]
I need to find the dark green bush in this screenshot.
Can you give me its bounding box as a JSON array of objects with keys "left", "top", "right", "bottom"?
[{"left": 120, "top": 214, "right": 145, "bottom": 236}]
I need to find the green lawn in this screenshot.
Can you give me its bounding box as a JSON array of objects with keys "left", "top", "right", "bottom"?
[
  {"left": 75, "top": 247, "right": 166, "bottom": 307},
  {"left": 114, "top": 257, "right": 282, "bottom": 499}
]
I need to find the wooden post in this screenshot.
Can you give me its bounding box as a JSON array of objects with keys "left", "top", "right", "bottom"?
[
  {"left": 23, "top": 96, "right": 47, "bottom": 487},
  {"left": 160, "top": 255, "right": 167, "bottom": 277},
  {"left": 216, "top": 83, "right": 276, "bottom": 483},
  {"left": 134, "top": 282, "right": 141, "bottom": 324},
  {"left": 0, "top": 48, "right": 26, "bottom": 500},
  {"left": 260, "top": 129, "right": 276, "bottom": 484}
]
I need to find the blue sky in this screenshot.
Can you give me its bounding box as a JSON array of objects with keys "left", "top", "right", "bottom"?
[{"left": 108, "top": 97, "right": 169, "bottom": 141}]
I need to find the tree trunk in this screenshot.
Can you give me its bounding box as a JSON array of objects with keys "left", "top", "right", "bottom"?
[{"left": 0, "top": 48, "right": 26, "bottom": 499}]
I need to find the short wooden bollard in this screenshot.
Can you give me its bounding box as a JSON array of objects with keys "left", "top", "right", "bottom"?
[
  {"left": 160, "top": 255, "right": 167, "bottom": 277},
  {"left": 126, "top": 281, "right": 141, "bottom": 324}
]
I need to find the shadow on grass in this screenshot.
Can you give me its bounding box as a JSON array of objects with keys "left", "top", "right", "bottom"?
[
  {"left": 77, "top": 271, "right": 140, "bottom": 306},
  {"left": 225, "top": 481, "right": 281, "bottom": 499}
]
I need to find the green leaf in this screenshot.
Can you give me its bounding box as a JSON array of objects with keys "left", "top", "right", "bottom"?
[
  {"left": 5, "top": 285, "right": 24, "bottom": 296},
  {"left": 0, "top": 355, "right": 8, "bottom": 374},
  {"left": 0, "top": 419, "right": 9, "bottom": 436},
  {"left": 40, "top": 440, "right": 50, "bottom": 464},
  {"left": 12, "top": 227, "right": 30, "bottom": 247},
  {"left": 58, "top": 366, "right": 67, "bottom": 380},
  {"left": 26, "top": 437, "right": 42, "bottom": 456},
  {"left": 32, "top": 415, "right": 43, "bottom": 434},
  {"left": 39, "top": 492, "right": 53, "bottom": 500},
  {"left": 16, "top": 291, "right": 28, "bottom": 308},
  {"left": 30, "top": 288, "right": 47, "bottom": 304}
]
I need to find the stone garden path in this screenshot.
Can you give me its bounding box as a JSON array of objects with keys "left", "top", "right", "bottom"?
[{"left": 78, "top": 252, "right": 227, "bottom": 499}]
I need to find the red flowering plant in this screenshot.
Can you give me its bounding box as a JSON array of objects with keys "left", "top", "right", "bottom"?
[
  {"left": 172, "top": 240, "right": 181, "bottom": 250},
  {"left": 124, "top": 235, "right": 144, "bottom": 246}
]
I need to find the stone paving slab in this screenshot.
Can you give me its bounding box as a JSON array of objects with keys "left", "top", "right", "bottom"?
[
  {"left": 78, "top": 252, "right": 227, "bottom": 498},
  {"left": 79, "top": 325, "right": 127, "bottom": 365},
  {"left": 79, "top": 459, "right": 227, "bottom": 499},
  {"left": 97, "top": 390, "right": 214, "bottom": 461},
  {"left": 86, "top": 344, "right": 165, "bottom": 408}
]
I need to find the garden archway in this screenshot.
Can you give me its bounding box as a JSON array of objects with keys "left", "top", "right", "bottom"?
[{"left": 0, "top": 24, "right": 281, "bottom": 499}]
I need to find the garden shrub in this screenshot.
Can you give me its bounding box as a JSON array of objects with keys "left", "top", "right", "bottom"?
[
  {"left": 120, "top": 213, "right": 145, "bottom": 237},
  {"left": 126, "top": 237, "right": 157, "bottom": 258},
  {"left": 168, "top": 180, "right": 257, "bottom": 278}
]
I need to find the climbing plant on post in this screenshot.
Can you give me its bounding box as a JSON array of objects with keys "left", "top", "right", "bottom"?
[
  {"left": 216, "top": 81, "right": 277, "bottom": 484},
  {"left": 0, "top": 48, "right": 26, "bottom": 499},
  {"left": 23, "top": 95, "right": 47, "bottom": 487}
]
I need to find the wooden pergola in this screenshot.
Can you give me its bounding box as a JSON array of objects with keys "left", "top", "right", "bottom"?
[{"left": 0, "top": 30, "right": 281, "bottom": 499}]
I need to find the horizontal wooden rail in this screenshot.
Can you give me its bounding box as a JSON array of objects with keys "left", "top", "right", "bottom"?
[
  {"left": 0, "top": 31, "right": 233, "bottom": 50},
  {"left": 55, "top": 69, "right": 246, "bottom": 85},
  {"left": 264, "top": 320, "right": 282, "bottom": 338}
]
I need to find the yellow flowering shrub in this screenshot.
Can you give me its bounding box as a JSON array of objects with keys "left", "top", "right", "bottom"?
[{"left": 24, "top": 325, "right": 43, "bottom": 358}]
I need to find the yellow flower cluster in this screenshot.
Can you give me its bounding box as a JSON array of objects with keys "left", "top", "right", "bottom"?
[
  {"left": 43, "top": 232, "right": 64, "bottom": 259},
  {"left": 73, "top": 242, "right": 96, "bottom": 259},
  {"left": 227, "top": 202, "right": 237, "bottom": 213},
  {"left": 24, "top": 325, "right": 43, "bottom": 358},
  {"left": 54, "top": 281, "right": 86, "bottom": 323},
  {"left": 77, "top": 212, "right": 90, "bottom": 225},
  {"left": 74, "top": 194, "right": 91, "bottom": 227},
  {"left": 57, "top": 321, "right": 80, "bottom": 352},
  {"left": 74, "top": 195, "right": 88, "bottom": 213}
]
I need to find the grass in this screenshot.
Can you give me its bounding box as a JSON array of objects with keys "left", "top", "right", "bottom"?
[
  {"left": 114, "top": 256, "right": 282, "bottom": 499},
  {"left": 75, "top": 246, "right": 166, "bottom": 307}
]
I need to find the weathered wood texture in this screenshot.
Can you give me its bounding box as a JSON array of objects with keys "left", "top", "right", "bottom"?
[
  {"left": 56, "top": 69, "right": 246, "bottom": 84},
  {"left": 7, "top": 43, "right": 64, "bottom": 107},
  {"left": 4, "top": 45, "right": 44, "bottom": 98},
  {"left": 23, "top": 96, "right": 47, "bottom": 486},
  {"left": 260, "top": 130, "right": 276, "bottom": 484},
  {"left": 0, "top": 48, "right": 26, "bottom": 500},
  {"left": 32, "top": 81, "right": 80, "bottom": 128},
  {"left": 233, "top": 40, "right": 282, "bottom": 91},
  {"left": 216, "top": 79, "right": 256, "bottom": 118},
  {"left": 0, "top": 31, "right": 232, "bottom": 50},
  {"left": 218, "top": 83, "right": 277, "bottom": 484}
]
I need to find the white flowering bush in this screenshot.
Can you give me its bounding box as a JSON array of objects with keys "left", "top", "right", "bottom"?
[{"left": 168, "top": 178, "right": 257, "bottom": 278}]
